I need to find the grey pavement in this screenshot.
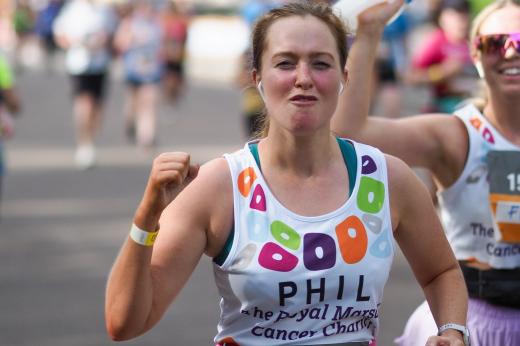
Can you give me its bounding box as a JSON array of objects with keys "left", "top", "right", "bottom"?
[{"left": 1, "top": 69, "right": 424, "bottom": 346}]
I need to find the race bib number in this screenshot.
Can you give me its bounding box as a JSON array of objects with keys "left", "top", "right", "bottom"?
[{"left": 488, "top": 150, "right": 520, "bottom": 243}]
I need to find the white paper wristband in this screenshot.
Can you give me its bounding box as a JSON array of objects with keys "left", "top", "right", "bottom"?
[{"left": 129, "top": 223, "right": 158, "bottom": 247}]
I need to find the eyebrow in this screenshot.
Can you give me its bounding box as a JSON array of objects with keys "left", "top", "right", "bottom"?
[{"left": 271, "top": 51, "right": 335, "bottom": 61}]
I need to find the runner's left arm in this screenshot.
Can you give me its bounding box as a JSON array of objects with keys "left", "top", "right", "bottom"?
[{"left": 388, "top": 154, "right": 467, "bottom": 345}]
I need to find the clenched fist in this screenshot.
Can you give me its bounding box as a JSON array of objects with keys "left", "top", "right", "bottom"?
[{"left": 134, "top": 152, "right": 200, "bottom": 231}]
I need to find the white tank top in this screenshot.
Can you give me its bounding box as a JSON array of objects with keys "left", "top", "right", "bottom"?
[
  {"left": 438, "top": 103, "right": 520, "bottom": 268},
  {"left": 213, "top": 139, "right": 394, "bottom": 345}
]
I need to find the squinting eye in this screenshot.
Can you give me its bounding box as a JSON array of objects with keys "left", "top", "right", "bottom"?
[
  {"left": 275, "top": 61, "right": 294, "bottom": 69},
  {"left": 314, "top": 61, "right": 331, "bottom": 69}
]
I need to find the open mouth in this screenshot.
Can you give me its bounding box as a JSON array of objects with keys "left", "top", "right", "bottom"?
[{"left": 290, "top": 95, "right": 318, "bottom": 102}]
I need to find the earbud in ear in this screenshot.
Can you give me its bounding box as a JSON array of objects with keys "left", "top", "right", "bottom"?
[
  {"left": 257, "top": 81, "right": 265, "bottom": 101},
  {"left": 475, "top": 61, "right": 485, "bottom": 79},
  {"left": 338, "top": 82, "right": 345, "bottom": 95}
]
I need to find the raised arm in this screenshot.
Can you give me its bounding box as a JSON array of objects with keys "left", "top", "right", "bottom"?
[
  {"left": 105, "top": 154, "right": 232, "bottom": 340},
  {"left": 388, "top": 155, "right": 468, "bottom": 345},
  {"left": 332, "top": 1, "right": 468, "bottom": 186},
  {"left": 332, "top": 0, "right": 403, "bottom": 135}
]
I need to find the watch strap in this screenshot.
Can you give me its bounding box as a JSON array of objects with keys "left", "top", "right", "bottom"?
[{"left": 438, "top": 323, "right": 470, "bottom": 346}]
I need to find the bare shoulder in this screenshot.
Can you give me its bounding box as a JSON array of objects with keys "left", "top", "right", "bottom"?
[
  {"left": 187, "top": 157, "right": 234, "bottom": 256},
  {"left": 385, "top": 154, "right": 416, "bottom": 192},
  {"left": 384, "top": 154, "right": 431, "bottom": 228},
  {"left": 384, "top": 151, "right": 436, "bottom": 200},
  {"left": 182, "top": 157, "right": 233, "bottom": 216},
  {"left": 196, "top": 157, "right": 233, "bottom": 190}
]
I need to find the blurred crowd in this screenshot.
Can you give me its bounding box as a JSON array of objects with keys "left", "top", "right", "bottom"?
[
  {"left": 0, "top": 0, "right": 192, "bottom": 169},
  {"left": 0, "top": 0, "right": 495, "bottom": 170}
]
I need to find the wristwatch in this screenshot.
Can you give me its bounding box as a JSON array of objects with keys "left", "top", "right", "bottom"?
[{"left": 438, "top": 323, "right": 470, "bottom": 346}]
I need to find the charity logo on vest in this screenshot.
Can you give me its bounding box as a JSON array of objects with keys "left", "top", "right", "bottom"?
[
  {"left": 469, "top": 114, "right": 495, "bottom": 144},
  {"left": 470, "top": 222, "right": 520, "bottom": 258},
  {"left": 240, "top": 302, "right": 381, "bottom": 342},
  {"left": 228, "top": 151, "right": 392, "bottom": 343},
  {"left": 237, "top": 154, "right": 390, "bottom": 274}
]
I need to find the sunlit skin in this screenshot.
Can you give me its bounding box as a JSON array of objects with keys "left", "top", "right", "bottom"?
[
  {"left": 331, "top": 1, "right": 520, "bottom": 267},
  {"left": 476, "top": 6, "right": 520, "bottom": 96},
  {"left": 469, "top": 5, "right": 520, "bottom": 147},
  {"left": 253, "top": 15, "right": 347, "bottom": 138}
]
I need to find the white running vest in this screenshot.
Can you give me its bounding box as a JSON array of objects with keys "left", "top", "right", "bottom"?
[
  {"left": 438, "top": 103, "right": 520, "bottom": 268},
  {"left": 213, "top": 140, "right": 394, "bottom": 345}
]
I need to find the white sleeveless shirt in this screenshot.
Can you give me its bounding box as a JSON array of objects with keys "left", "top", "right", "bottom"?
[
  {"left": 213, "top": 139, "right": 394, "bottom": 345},
  {"left": 438, "top": 103, "right": 520, "bottom": 268}
]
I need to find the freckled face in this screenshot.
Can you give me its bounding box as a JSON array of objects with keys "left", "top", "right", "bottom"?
[
  {"left": 257, "top": 15, "right": 345, "bottom": 136},
  {"left": 476, "top": 6, "right": 520, "bottom": 95}
]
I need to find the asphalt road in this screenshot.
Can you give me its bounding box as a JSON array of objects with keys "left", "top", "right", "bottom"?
[{"left": 1, "top": 68, "right": 425, "bottom": 346}]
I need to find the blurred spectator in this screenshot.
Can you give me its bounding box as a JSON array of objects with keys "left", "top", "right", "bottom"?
[
  {"left": 35, "top": 0, "right": 64, "bottom": 73},
  {"left": 161, "top": 0, "right": 188, "bottom": 104},
  {"left": 53, "top": 0, "right": 117, "bottom": 169},
  {"left": 406, "top": 0, "right": 478, "bottom": 113},
  {"left": 114, "top": 0, "right": 163, "bottom": 150},
  {"left": 12, "top": 0, "right": 35, "bottom": 71},
  {"left": 372, "top": 12, "right": 412, "bottom": 118},
  {"left": 0, "top": 1, "right": 15, "bottom": 53},
  {"left": 0, "top": 52, "right": 20, "bottom": 214},
  {"left": 235, "top": 0, "right": 279, "bottom": 139},
  {"left": 236, "top": 48, "right": 264, "bottom": 139}
]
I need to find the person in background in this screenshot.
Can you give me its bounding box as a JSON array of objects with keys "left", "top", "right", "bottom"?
[
  {"left": 34, "top": 0, "right": 63, "bottom": 73},
  {"left": 12, "top": 0, "right": 35, "bottom": 72},
  {"left": 332, "top": 0, "right": 520, "bottom": 344},
  {"left": 105, "top": 2, "right": 468, "bottom": 345},
  {"left": 0, "top": 53, "right": 21, "bottom": 215},
  {"left": 236, "top": 0, "right": 276, "bottom": 139},
  {"left": 161, "top": 0, "right": 188, "bottom": 104},
  {"left": 406, "top": 0, "right": 477, "bottom": 113},
  {"left": 53, "top": 0, "right": 117, "bottom": 169},
  {"left": 235, "top": 48, "right": 264, "bottom": 139},
  {"left": 114, "top": 0, "right": 164, "bottom": 151},
  {"left": 372, "top": 11, "right": 411, "bottom": 118}
]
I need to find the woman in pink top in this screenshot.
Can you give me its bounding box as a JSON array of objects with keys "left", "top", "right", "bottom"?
[{"left": 407, "top": 0, "right": 478, "bottom": 113}]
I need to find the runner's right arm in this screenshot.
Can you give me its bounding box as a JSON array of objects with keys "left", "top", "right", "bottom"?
[{"left": 105, "top": 155, "right": 232, "bottom": 340}]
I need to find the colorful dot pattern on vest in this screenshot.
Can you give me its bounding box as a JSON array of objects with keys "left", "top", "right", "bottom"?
[{"left": 213, "top": 139, "right": 394, "bottom": 345}]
